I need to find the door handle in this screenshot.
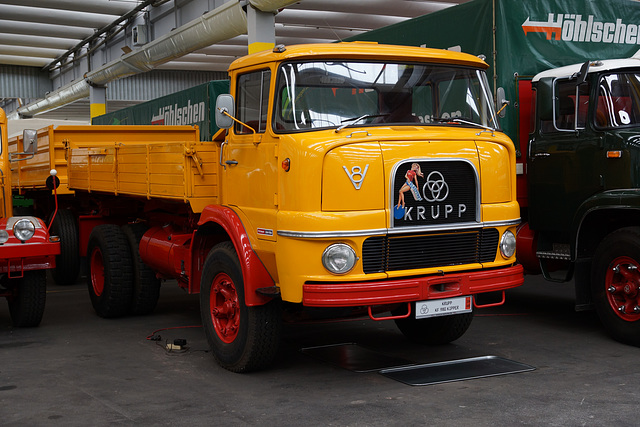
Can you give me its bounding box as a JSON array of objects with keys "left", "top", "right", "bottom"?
[
  {"left": 533, "top": 152, "right": 550, "bottom": 158},
  {"left": 225, "top": 160, "right": 238, "bottom": 166}
]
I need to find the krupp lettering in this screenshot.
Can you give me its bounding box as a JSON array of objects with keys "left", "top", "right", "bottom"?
[{"left": 403, "top": 203, "right": 467, "bottom": 221}]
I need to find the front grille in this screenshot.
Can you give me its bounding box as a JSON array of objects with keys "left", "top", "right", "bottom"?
[
  {"left": 391, "top": 160, "right": 478, "bottom": 228},
  {"left": 362, "top": 228, "right": 499, "bottom": 274}
]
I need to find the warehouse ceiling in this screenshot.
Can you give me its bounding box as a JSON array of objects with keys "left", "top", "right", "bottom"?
[{"left": 0, "top": 0, "right": 468, "bottom": 71}]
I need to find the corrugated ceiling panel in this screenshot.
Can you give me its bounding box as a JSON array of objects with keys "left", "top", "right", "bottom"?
[
  {"left": 0, "top": 65, "right": 52, "bottom": 98},
  {"left": 105, "top": 69, "right": 228, "bottom": 101}
]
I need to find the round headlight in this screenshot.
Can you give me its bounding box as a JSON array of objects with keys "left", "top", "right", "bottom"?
[
  {"left": 13, "top": 218, "right": 35, "bottom": 242},
  {"left": 500, "top": 229, "right": 517, "bottom": 259},
  {"left": 0, "top": 229, "right": 8, "bottom": 244},
  {"left": 322, "top": 243, "right": 357, "bottom": 275}
]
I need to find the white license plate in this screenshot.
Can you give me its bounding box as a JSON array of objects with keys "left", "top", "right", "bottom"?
[{"left": 415, "top": 296, "right": 472, "bottom": 319}]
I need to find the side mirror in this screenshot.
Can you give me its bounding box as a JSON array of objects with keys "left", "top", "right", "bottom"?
[
  {"left": 22, "top": 129, "right": 38, "bottom": 155},
  {"left": 496, "top": 87, "right": 510, "bottom": 118},
  {"left": 574, "top": 61, "right": 590, "bottom": 85},
  {"left": 215, "top": 94, "right": 235, "bottom": 129},
  {"left": 10, "top": 129, "right": 38, "bottom": 162}
]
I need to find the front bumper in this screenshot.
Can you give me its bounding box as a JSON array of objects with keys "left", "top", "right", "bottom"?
[
  {"left": 302, "top": 264, "right": 523, "bottom": 307},
  {"left": 0, "top": 241, "right": 60, "bottom": 276}
]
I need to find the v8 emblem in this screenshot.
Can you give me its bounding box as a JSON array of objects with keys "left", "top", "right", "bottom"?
[{"left": 343, "top": 164, "right": 369, "bottom": 190}]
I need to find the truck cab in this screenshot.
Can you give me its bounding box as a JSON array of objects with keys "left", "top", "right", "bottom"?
[
  {"left": 526, "top": 57, "right": 640, "bottom": 345},
  {"left": 0, "top": 108, "right": 60, "bottom": 327}
]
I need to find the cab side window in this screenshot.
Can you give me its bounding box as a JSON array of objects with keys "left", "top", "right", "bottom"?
[
  {"left": 236, "top": 69, "right": 271, "bottom": 134},
  {"left": 554, "top": 80, "right": 589, "bottom": 131}
]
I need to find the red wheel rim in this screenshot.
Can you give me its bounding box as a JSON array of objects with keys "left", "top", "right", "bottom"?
[
  {"left": 209, "top": 273, "right": 240, "bottom": 343},
  {"left": 90, "top": 247, "right": 105, "bottom": 297},
  {"left": 605, "top": 256, "right": 640, "bottom": 322}
]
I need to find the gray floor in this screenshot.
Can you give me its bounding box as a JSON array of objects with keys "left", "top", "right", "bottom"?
[{"left": 1, "top": 272, "right": 638, "bottom": 426}]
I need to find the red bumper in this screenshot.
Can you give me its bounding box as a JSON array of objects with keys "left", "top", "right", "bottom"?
[
  {"left": 0, "top": 241, "right": 60, "bottom": 275},
  {"left": 303, "top": 264, "right": 524, "bottom": 307}
]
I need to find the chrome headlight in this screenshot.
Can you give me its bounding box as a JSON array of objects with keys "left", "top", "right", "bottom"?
[
  {"left": 13, "top": 218, "right": 36, "bottom": 242},
  {"left": 322, "top": 243, "right": 357, "bottom": 275},
  {"left": 0, "top": 229, "right": 9, "bottom": 244},
  {"left": 500, "top": 230, "right": 517, "bottom": 259}
]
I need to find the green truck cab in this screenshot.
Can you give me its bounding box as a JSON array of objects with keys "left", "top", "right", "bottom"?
[{"left": 526, "top": 57, "right": 640, "bottom": 345}]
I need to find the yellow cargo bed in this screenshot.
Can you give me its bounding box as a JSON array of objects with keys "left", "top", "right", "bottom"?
[{"left": 12, "top": 125, "right": 219, "bottom": 213}]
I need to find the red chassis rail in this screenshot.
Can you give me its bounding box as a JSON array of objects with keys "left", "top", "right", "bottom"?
[{"left": 303, "top": 264, "right": 524, "bottom": 307}]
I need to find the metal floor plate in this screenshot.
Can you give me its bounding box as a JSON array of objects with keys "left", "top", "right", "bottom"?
[
  {"left": 379, "top": 355, "right": 535, "bottom": 386},
  {"left": 301, "top": 343, "right": 414, "bottom": 372}
]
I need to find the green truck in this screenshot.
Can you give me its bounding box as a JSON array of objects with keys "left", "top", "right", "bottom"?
[{"left": 352, "top": 0, "right": 640, "bottom": 346}]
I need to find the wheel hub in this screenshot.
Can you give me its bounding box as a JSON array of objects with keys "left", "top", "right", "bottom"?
[
  {"left": 606, "top": 257, "right": 640, "bottom": 321},
  {"left": 210, "top": 273, "right": 240, "bottom": 343}
]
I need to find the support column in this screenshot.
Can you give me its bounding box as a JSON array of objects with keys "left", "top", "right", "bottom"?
[
  {"left": 89, "top": 85, "right": 106, "bottom": 119},
  {"left": 247, "top": 6, "right": 276, "bottom": 54}
]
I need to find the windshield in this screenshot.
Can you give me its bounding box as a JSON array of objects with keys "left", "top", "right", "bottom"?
[
  {"left": 596, "top": 72, "right": 640, "bottom": 129},
  {"left": 274, "top": 60, "right": 498, "bottom": 132}
]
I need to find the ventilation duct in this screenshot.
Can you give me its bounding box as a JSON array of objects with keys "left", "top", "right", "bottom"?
[{"left": 16, "top": 0, "right": 298, "bottom": 118}]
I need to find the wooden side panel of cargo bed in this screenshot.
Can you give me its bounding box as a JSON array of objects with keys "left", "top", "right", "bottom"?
[
  {"left": 68, "top": 141, "right": 219, "bottom": 212},
  {"left": 9, "top": 126, "right": 73, "bottom": 194}
]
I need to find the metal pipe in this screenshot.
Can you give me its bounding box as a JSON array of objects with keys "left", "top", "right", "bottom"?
[{"left": 17, "top": 0, "right": 298, "bottom": 118}]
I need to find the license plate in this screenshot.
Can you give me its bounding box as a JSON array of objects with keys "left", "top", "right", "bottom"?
[{"left": 415, "top": 296, "right": 472, "bottom": 319}]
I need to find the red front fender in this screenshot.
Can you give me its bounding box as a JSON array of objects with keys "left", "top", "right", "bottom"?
[{"left": 194, "top": 206, "right": 273, "bottom": 306}]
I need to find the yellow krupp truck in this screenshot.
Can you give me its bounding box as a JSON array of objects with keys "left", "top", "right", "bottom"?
[{"left": 14, "top": 43, "right": 523, "bottom": 372}]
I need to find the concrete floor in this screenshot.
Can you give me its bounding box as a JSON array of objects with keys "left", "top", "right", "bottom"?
[{"left": 1, "top": 273, "right": 638, "bottom": 426}]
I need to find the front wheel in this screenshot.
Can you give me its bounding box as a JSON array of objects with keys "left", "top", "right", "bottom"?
[
  {"left": 200, "top": 242, "right": 281, "bottom": 372},
  {"left": 8, "top": 270, "right": 47, "bottom": 327},
  {"left": 591, "top": 227, "right": 640, "bottom": 347},
  {"left": 394, "top": 305, "right": 473, "bottom": 344}
]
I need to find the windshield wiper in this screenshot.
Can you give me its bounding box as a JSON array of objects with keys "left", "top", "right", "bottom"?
[
  {"left": 335, "top": 114, "right": 388, "bottom": 132},
  {"left": 431, "top": 117, "right": 496, "bottom": 132}
]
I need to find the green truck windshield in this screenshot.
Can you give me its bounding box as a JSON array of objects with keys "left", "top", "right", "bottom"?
[
  {"left": 596, "top": 72, "right": 640, "bottom": 129},
  {"left": 274, "top": 61, "right": 498, "bottom": 132}
]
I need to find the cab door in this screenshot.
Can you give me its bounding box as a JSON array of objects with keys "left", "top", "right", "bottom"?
[
  {"left": 222, "top": 68, "right": 278, "bottom": 240},
  {"left": 528, "top": 78, "right": 601, "bottom": 233}
]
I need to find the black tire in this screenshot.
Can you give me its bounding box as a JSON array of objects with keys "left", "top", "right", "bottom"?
[
  {"left": 394, "top": 305, "right": 474, "bottom": 344},
  {"left": 8, "top": 270, "right": 47, "bottom": 327},
  {"left": 200, "top": 241, "right": 281, "bottom": 372},
  {"left": 591, "top": 227, "right": 640, "bottom": 347},
  {"left": 49, "top": 209, "right": 80, "bottom": 286},
  {"left": 86, "top": 224, "right": 133, "bottom": 318},
  {"left": 122, "top": 223, "right": 161, "bottom": 315}
]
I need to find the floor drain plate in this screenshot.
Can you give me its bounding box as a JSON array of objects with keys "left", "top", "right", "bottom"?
[{"left": 380, "top": 355, "right": 535, "bottom": 386}]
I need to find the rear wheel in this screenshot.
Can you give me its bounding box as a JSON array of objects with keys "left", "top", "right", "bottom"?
[
  {"left": 8, "top": 270, "right": 47, "bottom": 327},
  {"left": 200, "top": 242, "right": 281, "bottom": 372},
  {"left": 591, "top": 227, "right": 640, "bottom": 346},
  {"left": 394, "top": 304, "right": 474, "bottom": 344},
  {"left": 122, "top": 224, "right": 160, "bottom": 315},
  {"left": 49, "top": 209, "right": 80, "bottom": 286},
  {"left": 87, "top": 225, "right": 133, "bottom": 318}
]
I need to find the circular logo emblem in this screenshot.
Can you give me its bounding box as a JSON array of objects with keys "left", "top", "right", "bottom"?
[{"left": 423, "top": 171, "right": 449, "bottom": 202}]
